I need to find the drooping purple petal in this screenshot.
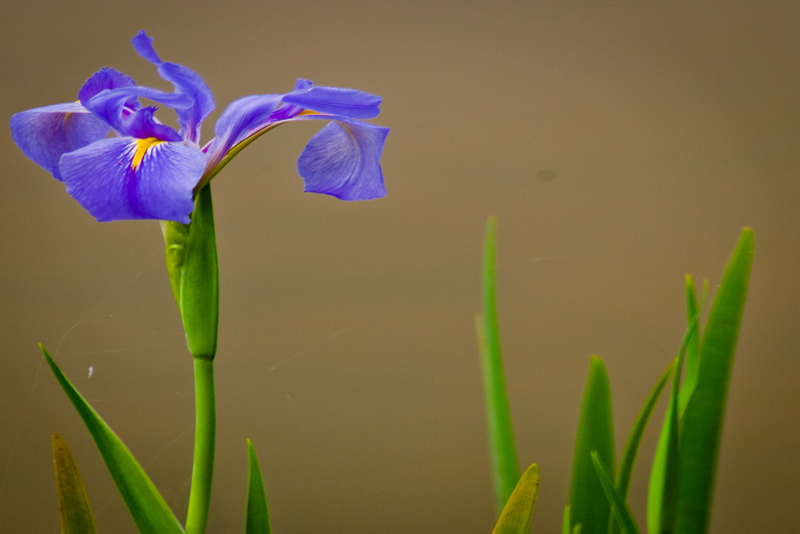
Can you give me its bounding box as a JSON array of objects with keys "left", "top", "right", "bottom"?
[
  {"left": 78, "top": 67, "right": 137, "bottom": 109},
  {"left": 59, "top": 137, "right": 205, "bottom": 222},
  {"left": 85, "top": 86, "right": 193, "bottom": 133},
  {"left": 297, "top": 119, "right": 389, "bottom": 200},
  {"left": 283, "top": 85, "right": 382, "bottom": 119},
  {"left": 10, "top": 102, "right": 110, "bottom": 181},
  {"left": 131, "top": 31, "right": 215, "bottom": 143}
]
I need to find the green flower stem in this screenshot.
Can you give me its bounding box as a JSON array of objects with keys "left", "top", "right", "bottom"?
[{"left": 185, "top": 358, "right": 216, "bottom": 534}]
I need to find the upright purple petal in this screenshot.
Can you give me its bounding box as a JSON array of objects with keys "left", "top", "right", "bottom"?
[
  {"left": 123, "top": 107, "right": 183, "bottom": 142},
  {"left": 78, "top": 67, "right": 137, "bottom": 108},
  {"left": 297, "top": 119, "right": 389, "bottom": 200},
  {"left": 131, "top": 31, "right": 162, "bottom": 64},
  {"left": 10, "top": 102, "right": 110, "bottom": 181},
  {"left": 294, "top": 78, "right": 314, "bottom": 91},
  {"left": 283, "top": 86, "right": 382, "bottom": 119},
  {"left": 59, "top": 137, "right": 205, "bottom": 222},
  {"left": 86, "top": 86, "right": 193, "bottom": 133},
  {"left": 131, "top": 31, "right": 215, "bottom": 143}
]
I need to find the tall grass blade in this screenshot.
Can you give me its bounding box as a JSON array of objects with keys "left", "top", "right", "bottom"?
[
  {"left": 245, "top": 439, "right": 271, "bottom": 534},
  {"left": 52, "top": 433, "right": 98, "bottom": 534},
  {"left": 646, "top": 361, "right": 681, "bottom": 534},
  {"left": 491, "top": 464, "right": 540, "bottom": 534},
  {"left": 478, "top": 216, "right": 520, "bottom": 513},
  {"left": 591, "top": 452, "right": 641, "bottom": 534},
  {"left": 563, "top": 506, "right": 571, "bottom": 534},
  {"left": 41, "top": 345, "right": 184, "bottom": 534},
  {"left": 675, "top": 229, "right": 754, "bottom": 534},
  {"left": 648, "top": 280, "right": 708, "bottom": 534},
  {"left": 678, "top": 276, "right": 700, "bottom": 415},
  {"left": 609, "top": 360, "right": 675, "bottom": 534},
  {"left": 568, "top": 356, "right": 615, "bottom": 534}
]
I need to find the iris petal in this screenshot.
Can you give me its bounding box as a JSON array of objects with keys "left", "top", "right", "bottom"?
[
  {"left": 10, "top": 102, "right": 110, "bottom": 181},
  {"left": 283, "top": 85, "right": 382, "bottom": 119},
  {"left": 131, "top": 30, "right": 215, "bottom": 143},
  {"left": 297, "top": 119, "right": 389, "bottom": 201},
  {"left": 59, "top": 137, "right": 205, "bottom": 222},
  {"left": 86, "top": 87, "right": 193, "bottom": 133},
  {"left": 124, "top": 107, "right": 183, "bottom": 142},
  {"left": 78, "top": 67, "right": 137, "bottom": 108},
  {"left": 205, "top": 94, "right": 284, "bottom": 167}
]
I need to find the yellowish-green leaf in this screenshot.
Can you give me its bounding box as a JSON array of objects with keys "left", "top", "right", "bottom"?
[
  {"left": 52, "top": 433, "right": 97, "bottom": 534},
  {"left": 491, "top": 464, "right": 540, "bottom": 534},
  {"left": 41, "top": 345, "right": 184, "bottom": 534}
]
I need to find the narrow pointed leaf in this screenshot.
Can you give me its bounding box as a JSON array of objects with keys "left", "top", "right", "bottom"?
[
  {"left": 647, "top": 286, "right": 707, "bottom": 534},
  {"left": 245, "top": 439, "right": 271, "bottom": 534},
  {"left": 179, "top": 183, "right": 219, "bottom": 360},
  {"left": 491, "top": 464, "right": 540, "bottom": 534},
  {"left": 568, "top": 356, "right": 615, "bottom": 534},
  {"left": 675, "top": 229, "right": 754, "bottom": 534},
  {"left": 563, "top": 506, "right": 571, "bottom": 534},
  {"left": 478, "top": 216, "right": 520, "bottom": 514},
  {"left": 591, "top": 452, "right": 641, "bottom": 534},
  {"left": 609, "top": 360, "right": 674, "bottom": 534},
  {"left": 678, "top": 275, "right": 700, "bottom": 416},
  {"left": 52, "top": 433, "right": 98, "bottom": 534},
  {"left": 41, "top": 345, "right": 184, "bottom": 534},
  {"left": 616, "top": 359, "right": 675, "bottom": 497}
]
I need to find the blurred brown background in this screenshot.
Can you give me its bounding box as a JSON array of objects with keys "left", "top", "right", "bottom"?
[{"left": 1, "top": 1, "right": 798, "bottom": 532}]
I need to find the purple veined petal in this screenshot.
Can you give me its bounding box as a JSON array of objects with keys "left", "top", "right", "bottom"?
[
  {"left": 297, "top": 118, "right": 389, "bottom": 201},
  {"left": 204, "top": 93, "right": 285, "bottom": 168},
  {"left": 283, "top": 85, "right": 382, "bottom": 119},
  {"left": 59, "top": 136, "right": 205, "bottom": 223},
  {"left": 10, "top": 102, "right": 110, "bottom": 181},
  {"left": 86, "top": 86, "right": 193, "bottom": 134},
  {"left": 78, "top": 67, "right": 137, "bottom": 108},
  {"left": 131, "top": 31, "right": 215, "bottom": 144}
]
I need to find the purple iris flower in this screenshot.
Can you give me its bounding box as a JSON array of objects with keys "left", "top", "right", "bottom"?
[{"left": 10, "top": 31, "right": 389, "bottom": 224}]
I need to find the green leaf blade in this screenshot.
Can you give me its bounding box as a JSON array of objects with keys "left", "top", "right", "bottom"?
[
  {"left": 478, "top": 217, "right": 520, "bottom": 514},
  {"left": 491, "top": 464, "right": 540, "bottom": 534},
  {"left": 610, "top": 359, "right": 675, "bottom": 534},
  {"left": 569, "top": 356, "right": 615, "bottom": 534},
  {"left": 52, "top": 433, "right": 98, "bottom": 534},
  {"left": 41, "top": 345, "right": 184, "bottom": 534},
  {"left": 591, "top": 452, "right": 641, "bottom": 534},
  {"left": 563, "top": 506, "right": 571, "bottom": 534},
  {"left": 678, "top": 275, "right": 701, "bottom": 416},
  {"left": 646, "top": 367, "right": 681, "bottom": 534},
  {"left": 245, "top": 439, "right": 271, "bottom": 534},
  {"left": 675, "top": 229, "right": 754, "bottom": 534},
  {"left": 616, "top": 359, "right": 675, "bottom": 498}
]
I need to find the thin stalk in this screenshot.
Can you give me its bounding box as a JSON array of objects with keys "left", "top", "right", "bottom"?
[{"left": 185, "top": 358, "right": 216, "bottom": 534}]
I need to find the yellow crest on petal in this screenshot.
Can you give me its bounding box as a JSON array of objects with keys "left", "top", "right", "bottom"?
[{"left": 132, "top": 137, "right": 163, "bottom": 170}]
